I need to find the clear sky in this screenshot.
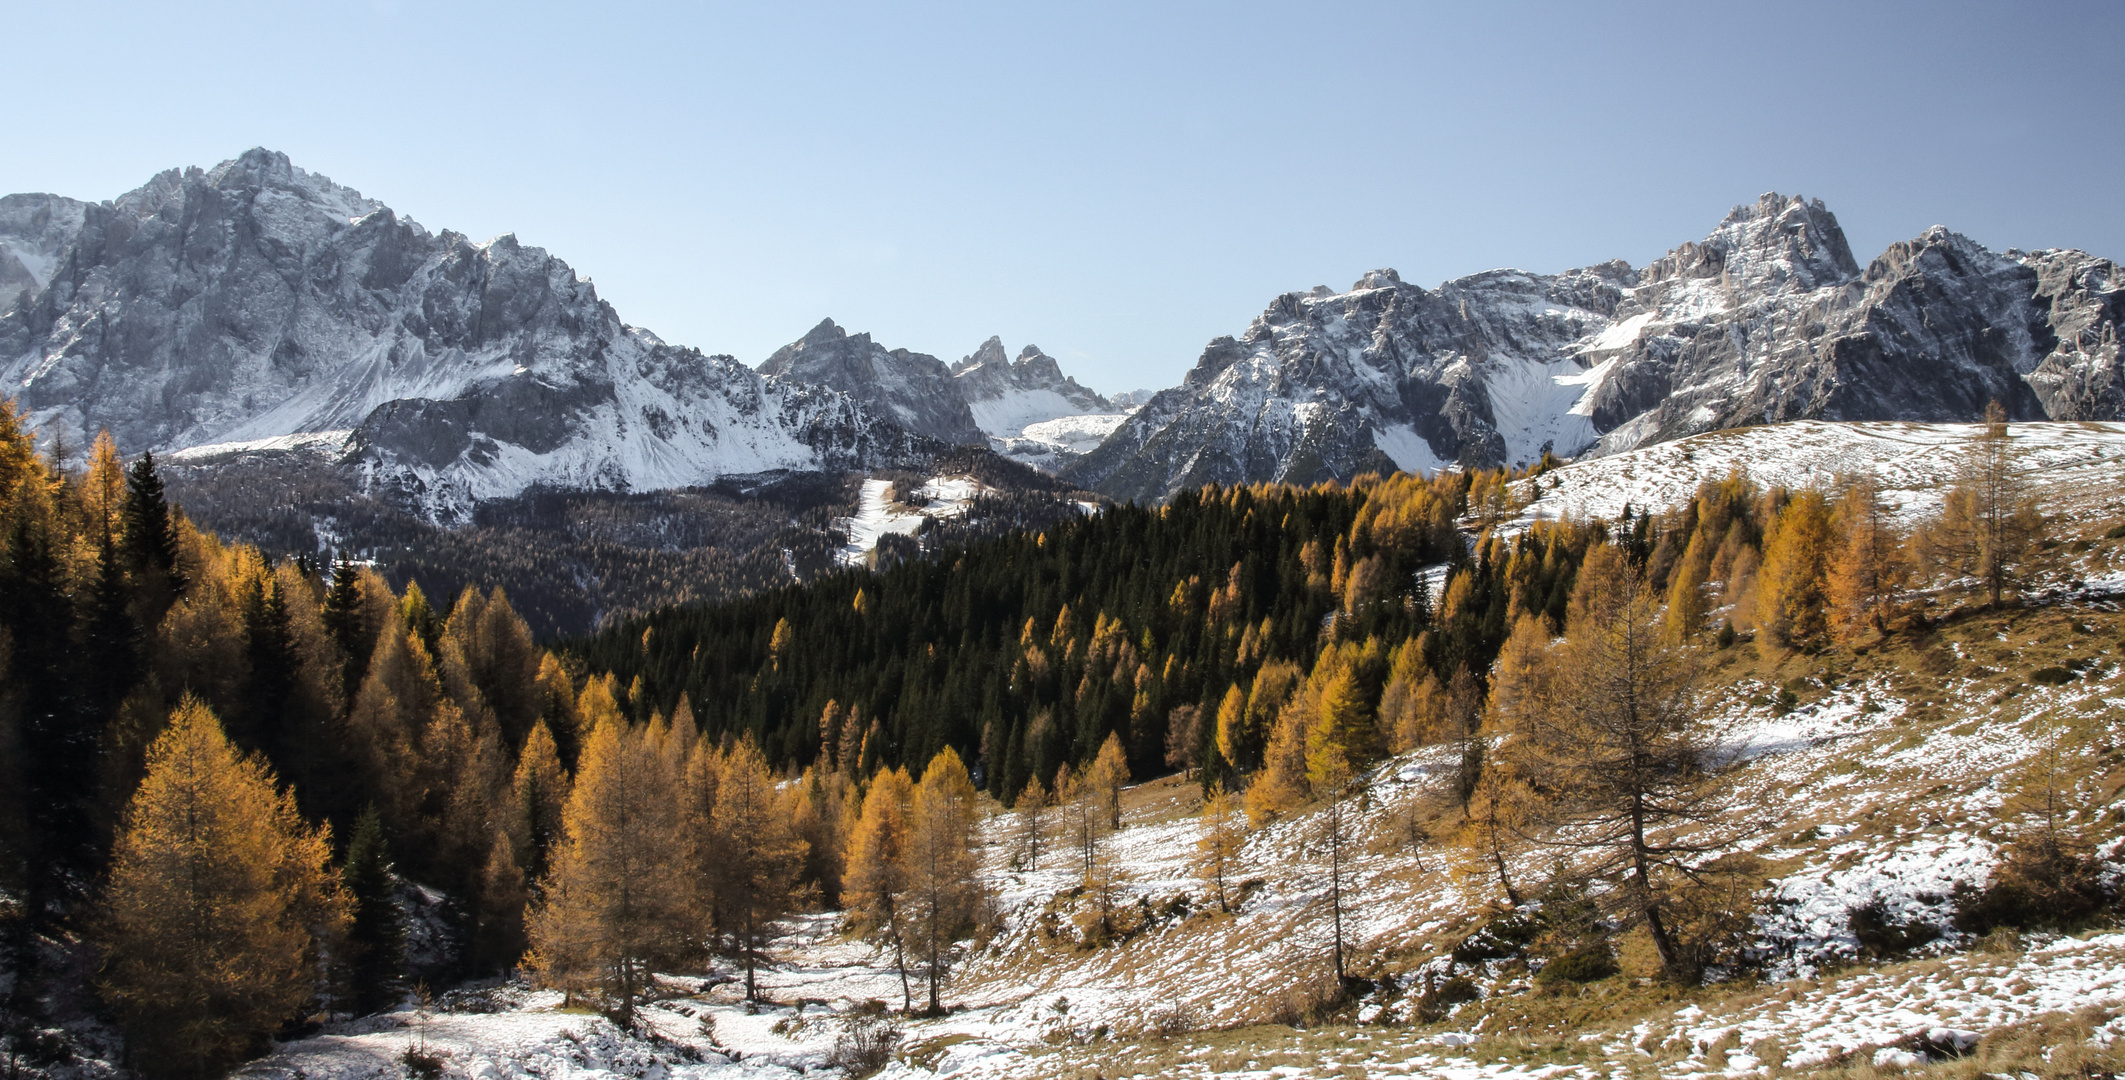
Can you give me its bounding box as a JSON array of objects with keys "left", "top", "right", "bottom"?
[{"left": 5, "top": 1, "right": 2120, "bottom": 396}]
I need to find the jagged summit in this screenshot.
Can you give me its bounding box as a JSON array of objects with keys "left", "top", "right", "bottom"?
[
  {"left": 1642, "top": 191, "right": 1861, "bottom": 293},
  {"left": 759, "top": 319, "right": 986, "bottom": 446},
  {"left": 1066, "top": 193, "right": 2125, "bottom": 503}
]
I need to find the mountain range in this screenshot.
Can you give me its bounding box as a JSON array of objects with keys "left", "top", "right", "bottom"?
[
  {"left": 1066, "top": 194, "right": 2124, "bottom": 502},
  {"left": 7, "top": 152, "right": 2121, "bottom": 522}
]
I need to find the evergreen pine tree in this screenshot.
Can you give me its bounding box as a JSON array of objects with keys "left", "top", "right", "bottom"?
[
  {"left": 119, "top": 451, "right": 185, "bottom": 617},
  {"left": 237, "top": 574, "right": 300, "bottom": 760},
  {"left": 338, "top": 805, "right": 406, "bottom": 1016},
  {"left": 4, "top": 492, "right": 93, "bottom": 926},
  {"left": 509, "top": 721, "right": 572, "bottom": 890},
  {"left": 321, "top": 557, "right": 369, "bottom": 707}
]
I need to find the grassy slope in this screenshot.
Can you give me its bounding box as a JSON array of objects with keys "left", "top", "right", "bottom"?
[{"left": 930, "top": 516, "right": 2125, "bottom": 1077}]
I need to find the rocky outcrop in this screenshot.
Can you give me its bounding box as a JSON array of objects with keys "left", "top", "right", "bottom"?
[
  {"left": 0, "top": 193, "right": 88, "bottom": 306},
  {"left": 949, "top": 337, "right": 1112, "bottom": 435}
]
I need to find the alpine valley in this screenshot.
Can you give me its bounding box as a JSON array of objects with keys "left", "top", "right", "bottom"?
[{"left": 8, "top": 148, "right": 2125, "bottom": 1080}]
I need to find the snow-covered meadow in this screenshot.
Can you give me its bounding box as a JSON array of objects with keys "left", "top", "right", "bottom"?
[{"left": 1509, "top": 420, "right": 2125, "bottom": 530}]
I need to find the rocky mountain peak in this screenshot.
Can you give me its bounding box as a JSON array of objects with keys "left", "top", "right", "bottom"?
[
  {"left": 759, "top": 320, "right": 984, "bottom": 445},
  {"left": 1069, "top": 193, "right": 2125, "bottom": 503},
  {"left": 1645, "top": 192, "right": 1859, "bottom": 294},
  {"left": 0, "top": 150, "right": 940, "bottom": 519},
  {"left": 952, "top": 334, "right": 1009, "bottom": 374},
  {"left": 1353, "top": 268, "right": 1404, "bottom": 291},
  {"left": 0, "top": 193, "right": 88, "bottom": 301}
]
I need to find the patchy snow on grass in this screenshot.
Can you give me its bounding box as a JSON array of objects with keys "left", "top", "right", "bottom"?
[
  {"left": 1511, "top": 420, "right": 2125, "bottom": 531},
  {"left": 243, "top": 586, "right": 2125, "bottom": 1080},
  {"left": 833, "top": 476, "right": 990, "bottom": 566}
]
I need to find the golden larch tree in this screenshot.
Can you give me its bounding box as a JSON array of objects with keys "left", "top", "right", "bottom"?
[
  {"left": 844, "top": 765, "right": 915, "bottom": 1010},
  {"left": 904, "top": 748, "right": 983, "bottom": 1015},
  {"left": 1826, "top": 473, "right": 1907, "bottom": 640},
  {"left": 1194, "top": 783, "right": 1246, "bottom": 913},
  {"left": 1087, "top": 731, "right": 1130, "bottom": 831},
  {"left": 707, "top": 735, "right": 808, "bottom": 1001},
  {"left": 96, "top": 697, "right": 349, "bottom": 1079},
  {"left": 1499, "top": 544, "right": 1746, "bottom": 982},
  {"left": 525, "top": 717, "right": 689, "bottom": 1023},
  {"left": 1753, "top": 488, "right": 1836, "bottom": 649},
  {"left": 1916, "top": 402, "right": 2045, "bottom": 607}
]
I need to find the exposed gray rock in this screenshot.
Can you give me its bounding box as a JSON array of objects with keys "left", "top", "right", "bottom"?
[
  {"left": 758, "top": 319, "right": 986, "bottom": 447},
  {"left": 950, "top": 338, "right": 1111, "bottom": 420}
]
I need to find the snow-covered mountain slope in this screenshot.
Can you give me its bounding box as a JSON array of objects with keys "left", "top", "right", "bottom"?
[
  {"left": 760, "top": 318, "right": 988, "bottom": 447},
  {"left": 988, "top": 412, "right": 1133, "bottom": 470},
  {"left": 951, "top": 336, "right": 1114, "bottom": 435},
  {"left": 0, "top": 150, "right": 933, "bottom": 520},
  {"left": 0, "top": 193, "right": 87, "bottom": 302},
  {"left": 947, "top": 336, "right": 1128, "bottom": 468},
  {"left": 1067, "top": 194, "right": 2125, "bottom": 503},
  {"left": 1507, "top": 419, "right": 2125, "bottom": 532}
]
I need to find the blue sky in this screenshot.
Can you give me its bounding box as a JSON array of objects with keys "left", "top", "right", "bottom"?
[{"left": 5, "top": 1, "right": 2120, "bottom": 395}]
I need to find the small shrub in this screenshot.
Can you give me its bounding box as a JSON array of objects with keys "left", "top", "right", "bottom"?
[
  {"left": 826, "top": 1002, "right": 901, "bottom": 1079},
  {"left": 2030, "top": 666, "right": 2073, "bottom": 685},
  {"left": 401, "top": 1047, "right": 447, "bottom": 1080},
  {"left": 1148, "top": 997, "right": 1199, "bottom": 1037},
  {"left": 1415, "top": 975, "right": 1480, "bottom": 1022},
  {"left": 1953, "top": 831, "right": 2112, "bottom": 933},
  {"left": 1536, "top": 944, "right": 1617, "bottom": 984},
  {"left": 2104, "top": 523, "right": 2125, "bottom": 540},
  {"left": 1451, "top": 913, "right": 1542, "bottom": 963},
  {"left": 1847, "top": 899, "right": 1942, "bottom": 958}
]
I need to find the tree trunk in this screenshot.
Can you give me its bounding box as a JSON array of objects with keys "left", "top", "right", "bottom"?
[
  {"left": 1329, "top": 797, "right": 1347, "bottom": 982},
  {"left": 1489, "top": 844, "right": 1521, "bottom": 907},
  {"left": 893, "top": 930, "right": 911, "bottom": 1013},
  {"left": 742, "top": 909, "right": 758, "bottom": 1002}
]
